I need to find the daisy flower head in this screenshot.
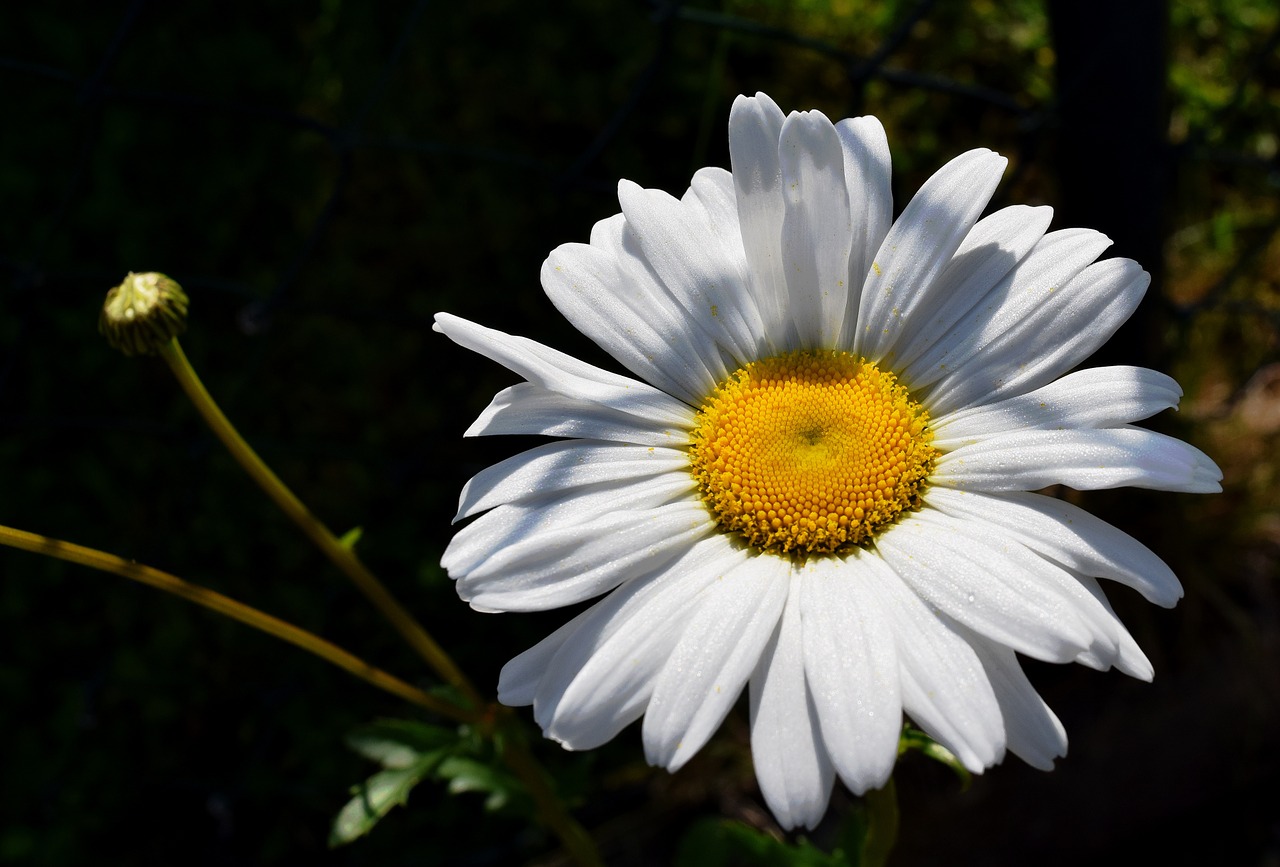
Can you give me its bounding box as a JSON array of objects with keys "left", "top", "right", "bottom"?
[{"left": 435, "top": 93, "right": 1221, "bottom": 830}]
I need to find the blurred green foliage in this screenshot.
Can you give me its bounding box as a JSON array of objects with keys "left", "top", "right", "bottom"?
[{"left": 1, "top": 1, "right": 1278, "bottom": 865}]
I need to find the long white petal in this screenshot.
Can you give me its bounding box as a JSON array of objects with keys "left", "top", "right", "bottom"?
[
  {"left": 933, "top": 366, "right": 1183, "bottom": 445},
  {"left": 455, "top": 440, "right": 689, "bottom": 521},
  {"left": 908, "top": 509, "right": 1143, "bottom": 679},
  {"left": 864, "top": 558, "right": 1005, "bottom": 772},
  {"left": 535, "top": 536, "right": 749, "bottom": 749},
  {"left": 434, "top": 313, "right": 691, "bottom": 425},
  {"left": 444, "top": 473, "right": 697, "bottom": 577},
  {"left": 891, "top": 205, "right": 1053, "bottom": 369},
  {"left": 966, "top": 635, "right": 1068, "bottom": 770},
  {"left": 617, "top": 180, "right": 766, "bottom": 367},
  {"left": 835, "top": 115, "right": 893, "bottom": 344},
  {"left": 455, "top": 500, "right": 714, "bottom": 612},
  {"left": 749, "top": 572, "right": 836, "bottom": 831},
  {"left": 1071, "top": 574, "right": 1154, "bottom": 681},
  {"left": 935, "top": 427, "right": 1223, "bottom": 493},
  {"left": 779, "top": 109, "right": 852, "bottom": 349},
  {"left": 729, "top": 92, "right": 790, "bottom": 350},
  {"left": 800, "top": 554, "right": 902, "bottom": 794},
  {"left": 924, "top": 256, "right": 1150, "bottom": 415},
  {"left": 875, "top": 511, "right": 1093, "bottom": 662},
  {"left": 542, "top": 239, "right": 718, "bottom": 403},
  {"left": 643, "top": 554, "right": 790, "bottom": 772},
  {"left": 855, "top": 149, "right": 1008, "bottom": 362},
  {"left": 903, "top": 228, "right": 1112, "bottom": 394},
  {"left": 924, "top": 487, "right": 1183, "bottom": 606},
  {"left": 466, "top": 382, "right": 690, "bottom": 446}
]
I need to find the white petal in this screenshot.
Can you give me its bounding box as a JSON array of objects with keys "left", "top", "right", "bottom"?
[
  {"left": 933, "top": 366, "right": 1183, "bottom": 445},
  {"left": 455, "top": 440, "right": 689, "bottom": 521},
  {"left": 728, "top": 92, "right": 790, "bottom": 349},
  {"left": 907, "top": 509, "right": 1140, "bottom": 679},
  {"left": 966, "top": 636, "right": 1068, "bottom": 770},
  {"left": 498, "top": 609, "right": 586, "bottom": 707},
  {"left": 903, "top": 228, "right": 1112, "bottom": 396},
  {"left": 924, "top": 487, "right": 1183, "bottom": 607},
  {"left": 1071, "top": 575, "right": 1154, "bottom": 681},
  {"left": 855, "top": 149, "right": 1008, "bottom": 362},
  {"left": 542, "top": 238, "right": 718, "bottom": 403},
  {"left": 594, "top": 212, "right": 733, "bottom": 386},
  {"left": 466, "top": 382, "right": 690, "bottom": 446},
  {"left": 835, "top": 115, "right": 893, "bottom": 345},
  {"left": 863, "top": 559, "right": 1005, "bottom": 772},
  {"left": 535, "top": 536, "right": 750, "bottom": 749},
  {"left": 749, "top": 573, "right": 835, "bottom": 831},
  {"left": 455, "top": 499, "right": 714, "bottom": 612},
  {"left": 799, "top": 554, "right": 902, "bottom": 794},
  {"left": 643, "top": 554, "right": 790, "bottom": 772},
  {"left": 444, "top": 472, "right": 696, "bottom": 577},
  {"left": 434, "top": 312, "right": 690, "bottom": 426},
  {"left": 935, "top": 427, "right": 1223, "bottom": 494},
  {"left": 875, "top": 511, "right": 1093, "bottom": 663},
  {"left": 617, "top": 180, "right": 766, "bottom": 367},
  {"left": 891, "top": 205, "right": 1053, "bottom": 369},
  {"left": 779, "top": 109, "right": 852, "bottom": 349},
  {"left": 924, "top": 255, "right": 1152, "bottom": 416}
]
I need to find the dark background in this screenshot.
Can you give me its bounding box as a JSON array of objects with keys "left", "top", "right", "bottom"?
[{"left": 2, "top": 1, "right": 1278, "bottom": 864}]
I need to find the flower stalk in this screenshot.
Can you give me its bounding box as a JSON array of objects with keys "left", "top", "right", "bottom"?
[
  {"left": 0, "top": 524, "right": 461, "bottom": 718},
  {"left": 157, "top": 337, "right": 484, "bottom": 711}
]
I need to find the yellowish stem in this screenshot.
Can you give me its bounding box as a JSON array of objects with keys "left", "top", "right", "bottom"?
[
  {"left": 0, "top": 524, "right": 466, "bottom": 719},
  {"left": 156, "top": 338, "right": 601, "bottom": 865},
  {"left": 158, "top": 339, "right": 482, "bottom": 710}
]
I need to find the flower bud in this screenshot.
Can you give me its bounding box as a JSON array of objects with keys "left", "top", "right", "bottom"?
[{"left": 100, "top": 272, "right": 189, "bottom": 356}]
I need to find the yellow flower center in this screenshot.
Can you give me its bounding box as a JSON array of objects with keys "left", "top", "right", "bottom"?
[{"left": 688, "top": 351, "right": 937, "bottom": 557}]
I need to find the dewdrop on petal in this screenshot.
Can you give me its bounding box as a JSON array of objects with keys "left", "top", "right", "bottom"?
[{"left": 100, "top": 271, "right": 189, "bottom": 356}]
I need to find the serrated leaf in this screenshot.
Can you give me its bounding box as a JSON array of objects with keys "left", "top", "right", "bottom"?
[
  {"left": 436, "top": 755, "right": 520, "bottom": 812},
  {"left": 329, "top": 755, "right": 439, "bottom": 847},
  {"left": 345, "top": 719, "right": 458, "bottom": 769}
]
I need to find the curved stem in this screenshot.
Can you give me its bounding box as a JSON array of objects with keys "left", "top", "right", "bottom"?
[
  {"left": 158, "top": 339, "right": 483, "bottom": 711},
  {"left": 496, "top": 712, "right": 604, "bottom": 867},
  {"left": 0, "top": 524, "right": 466, "bottom": 720},
  {"left": 156, "top": 338, "right": 601, "bottom": 865}
]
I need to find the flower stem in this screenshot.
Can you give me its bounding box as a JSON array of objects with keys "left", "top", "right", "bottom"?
[
  {"left": 496, "top": 713, "right": 604, "bottom": 867},
  {"left": 0, "top": 524, "right": 465, "bottom": 719},
  {"left": 860, "top": 777, "right": 900, "bottom": 867},
  {"left": 156, "top": 338, "right": 601, "bottom": 865},
  {"left": 158, "top": 338, "right": 482, "bottom": 710}
]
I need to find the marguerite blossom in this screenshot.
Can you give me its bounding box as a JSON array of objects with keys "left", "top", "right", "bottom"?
[{"left": 435, "top": 93, "right": 1221, "bottom": 829}]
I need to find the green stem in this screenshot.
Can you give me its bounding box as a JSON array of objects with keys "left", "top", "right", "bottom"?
[
  {"left": 158, "top": 338, "right": 482, "bottom": 710},
  {"left": 497, "top": 713, "right": 604, "bottom": 867},
  {"left": 0, "top": 524, "right": 466, "bottom": 719},
  {"left": 157, "top": 338, "right": 601, "bottom": 866},
  {"left": 861, "top": 777, "right": 900, "bottom": 867}
]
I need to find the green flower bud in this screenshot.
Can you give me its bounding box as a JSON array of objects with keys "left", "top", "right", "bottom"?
[{"left": 99, "top": 272, "right": 189, "bottom": 356}]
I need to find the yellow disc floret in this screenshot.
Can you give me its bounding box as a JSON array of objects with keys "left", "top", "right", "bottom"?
[{"left": 688, "top": 351, "right": 937, "bottom": 557}]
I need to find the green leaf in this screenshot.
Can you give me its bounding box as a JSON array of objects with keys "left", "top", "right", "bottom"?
[
  {"left": 436, "top": 755, "right": 523, "bottom": 812},
  {"left": 675, "top": 819, "right": 839, "bottom": 867},
  {"left": 329, "top": 755, "right": 441, "bottom": 847},
  {"left": 345, "top": 719, "right": 457, "bottom": 769}
]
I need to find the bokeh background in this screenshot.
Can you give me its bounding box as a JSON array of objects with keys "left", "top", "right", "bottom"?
[{"left": 2, "top": 1, "right": 1278, "bottom": 864}]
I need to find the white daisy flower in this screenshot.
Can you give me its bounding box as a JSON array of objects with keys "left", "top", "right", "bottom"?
[{"left": 434, "top": 92, "right": 1221, "bottom": 830}]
